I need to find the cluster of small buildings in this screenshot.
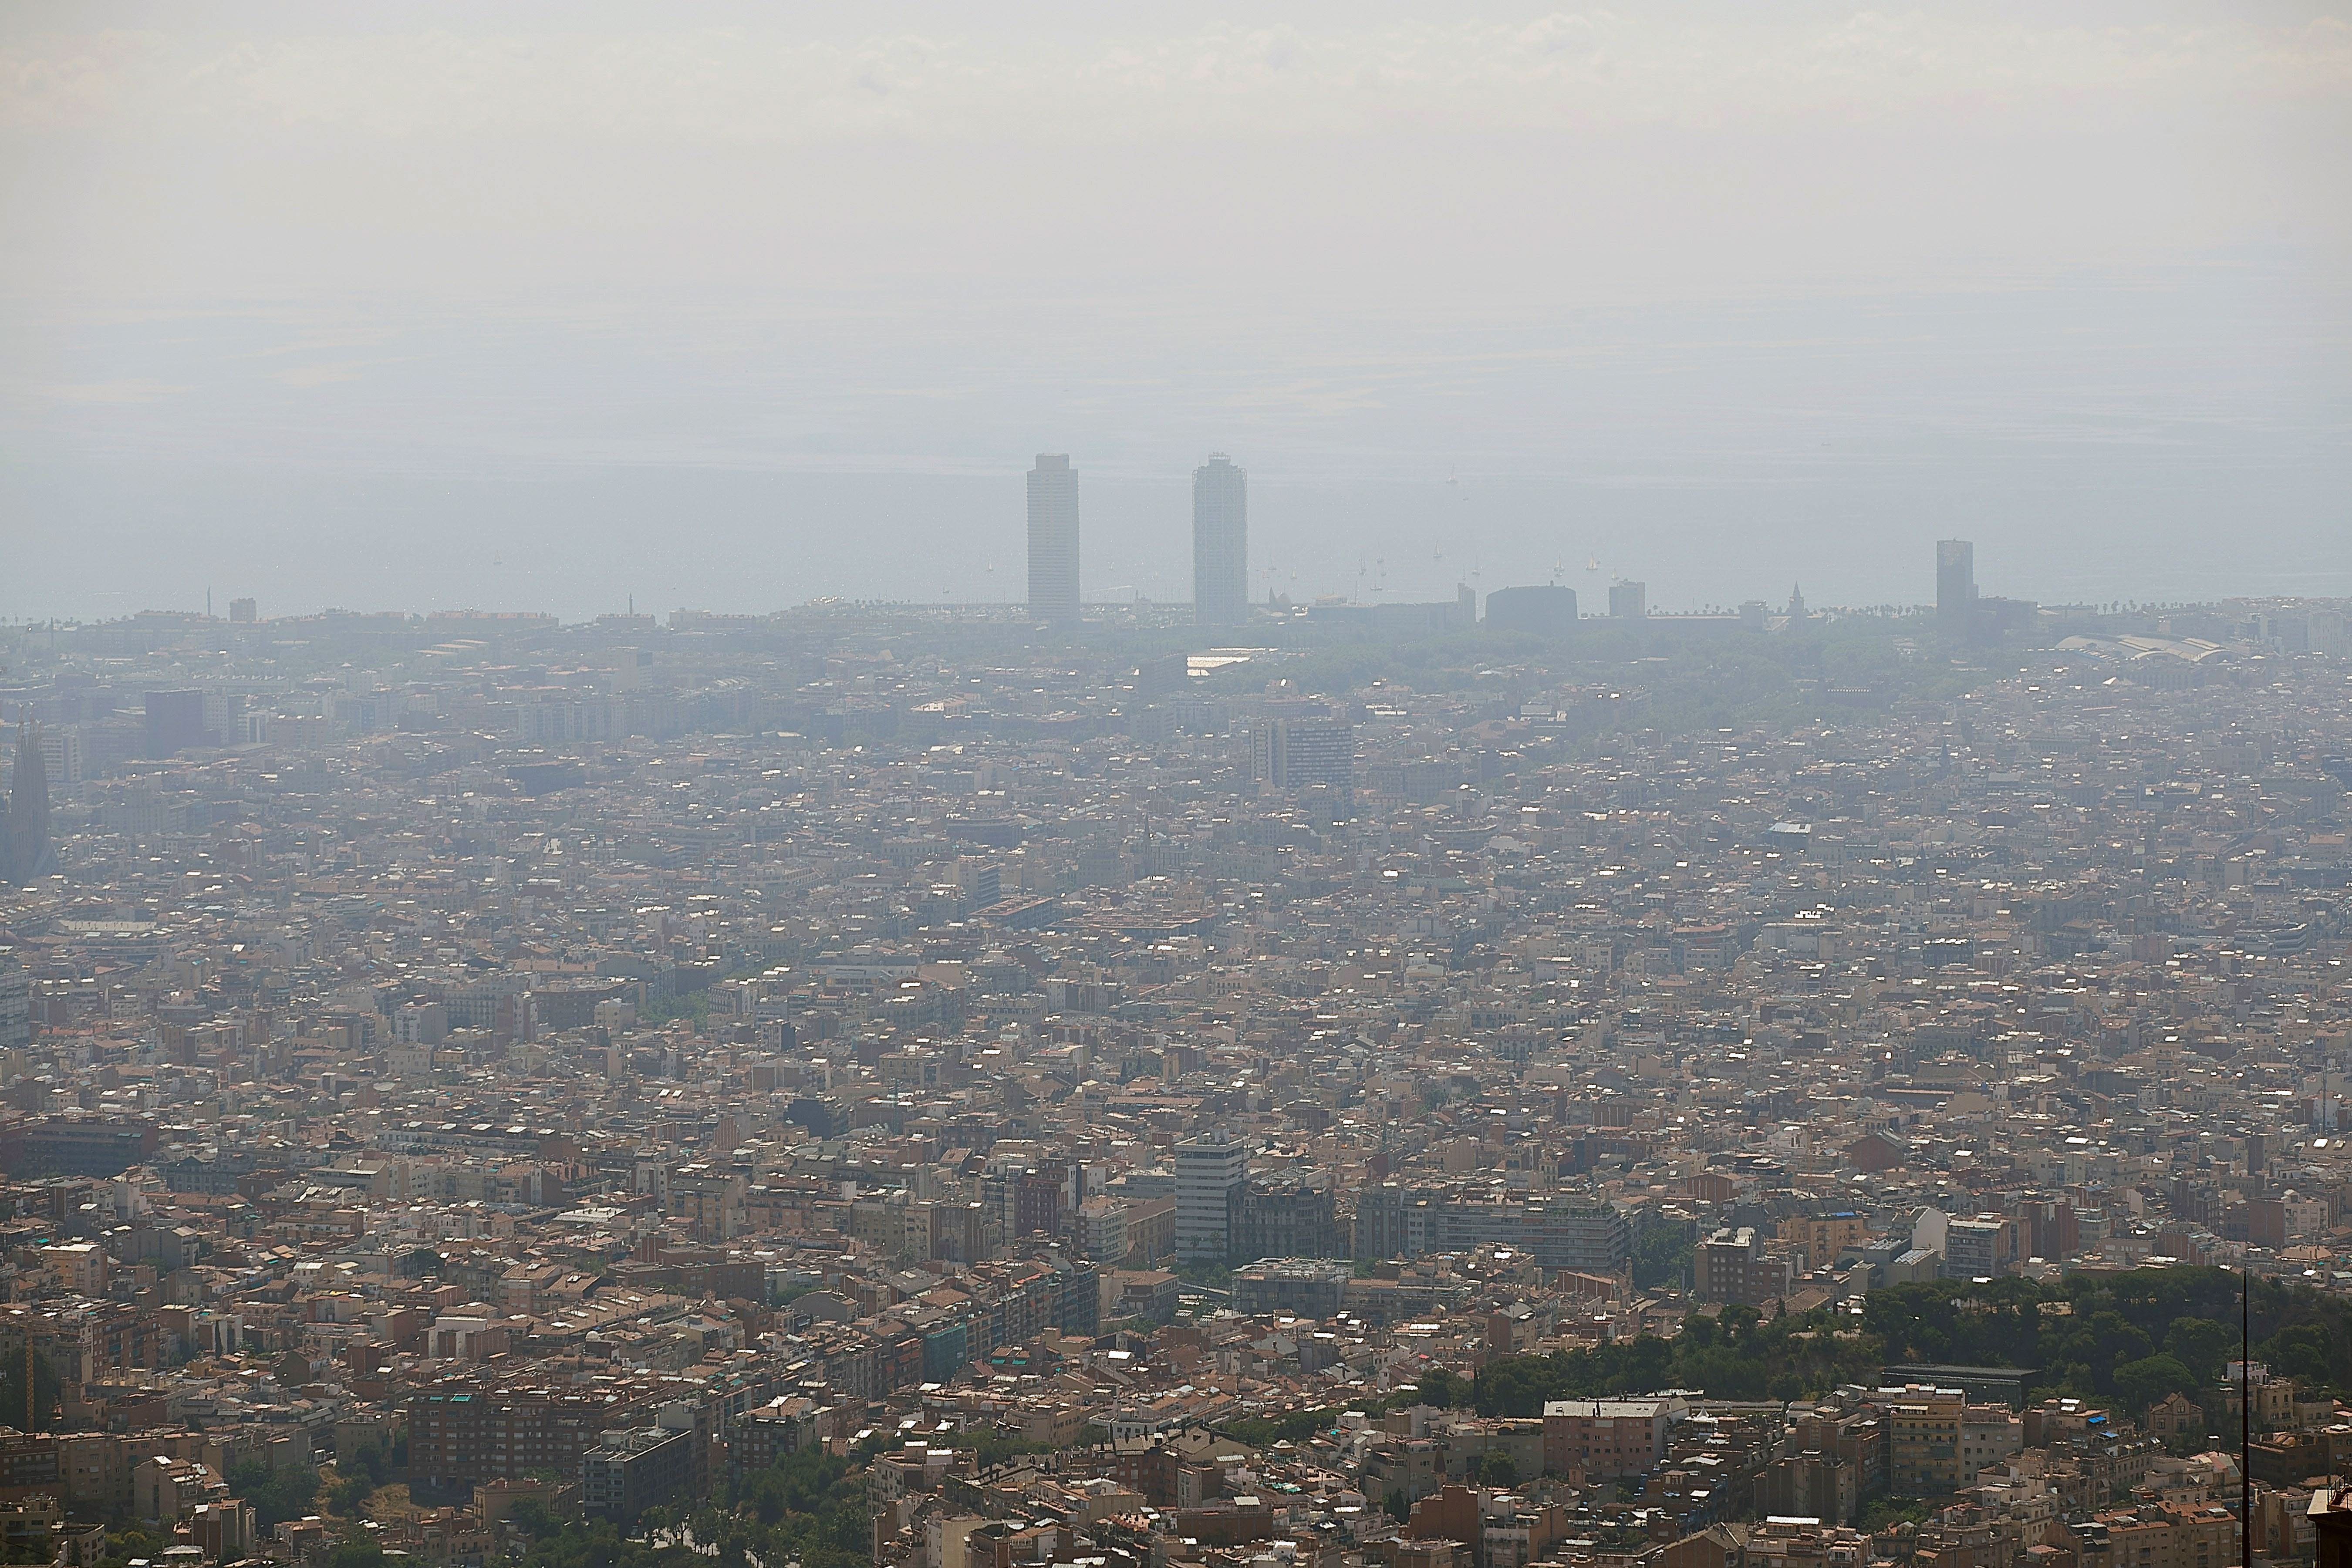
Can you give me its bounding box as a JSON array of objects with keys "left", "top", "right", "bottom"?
[{"left": 0, "top": 581, "right": 2343, "bottom": 1568}]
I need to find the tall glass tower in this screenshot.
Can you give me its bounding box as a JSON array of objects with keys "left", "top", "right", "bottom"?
[
  {"left": 1192, "top": 453, "right": 1247, "bottom": 627},
  {"left": 1027, "top": 455, "right": 1080, "bottom": 623},
  {"left": 1937, "top": 539, "right": 1975, "bottom": 640}
]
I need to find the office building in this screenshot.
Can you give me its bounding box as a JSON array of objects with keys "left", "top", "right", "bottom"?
[
  {"left": 1542, "top": 1400, "right": 1674, "bottom": 1479},
  {"left": 143, "top": 690, "right": 209, "bottom": 756},
  {"left": 1235, "top": 1174, "right": 1342, "bottom": 1261},
  {"left": 36, "top": 726, "right": 81, "bottom": 793},
  {"left": 1942, "top": 1214, "right": 2011, "bottom": 1279},
  {"left": 1232, "top": 1258, "right": 1348, "bottom": 1318},
  {"left": 1886, "top": 1387, "right": 1968, "bottom": 1496},
  {"left": 1485, "top": 584, "right": 1578, "bottom": 637},
  {"left": 0, "top": 954, "right": 27, "bottom": 1052},
  {"left": 1028, "top": 454, "right": 1080, "bottom": 623},
  {"left": 952, "top": 856, "right": 1001, "bottom": 909},
  {"left": 3, "top": 723, "right": 52, "bottom": 884},
  {"left": 1249, "top": 713, "right": 1354, "bottom": 796},
  {"left": 0, "top": 1119, "right": 160, "bottom": 1177},
  {"left": 1695, "top": 1225, "right": 1795, "bottom": 1305},
  {"left": 1758, "top": 1453, "right": 1859, "bottom": 1525},
  {"left": 582, "top": 1425, "right": 697, "bottom": 1522},
  {"left": 228, "top": 598, "right": 257, "bottom": 624},
  {"left": 1192, "top": 454, "right": 1247, "bottom": 626},
  {"left": 1075, "top": 1197, "right": 1129, "bottom": 1263},
  {"left": 1788, "top": 1212, "right": 1868, "bottom": 1272},
  {"left": 409, "top": 1385, "right": 659, "bottom": 1490},
  {"left": 1608, "top": 580, "right": 1646, "bottom": 618},
  {"left": 1937, "top": 540, "right": 1975, "bottom": 640},
  {"left": 1137, "top": 651, "right": 1189, "bottom": 700},
  {"left": 1174, "top": 1130, "right": 1247, "bottom": 1264},
  {"left": 1352, "top": 1186, "right": 1631, "bottom": 1273}
]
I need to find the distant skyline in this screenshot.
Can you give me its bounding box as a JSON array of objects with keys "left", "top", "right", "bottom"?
[
  {"left": 3, "top": 3, "right": 2347, "bottom": 620},
  {"left": 4, "top": 450, "right": 2349, "bottom": 625}
]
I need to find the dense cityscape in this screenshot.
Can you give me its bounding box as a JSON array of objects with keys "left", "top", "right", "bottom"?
[{"left": 0, "top": 452, "right": 2349, "bottom": 1568}]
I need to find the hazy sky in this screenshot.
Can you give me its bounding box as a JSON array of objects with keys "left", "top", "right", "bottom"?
[{"left": 3, "top": 2, "right": 2348, "bottom": 620}]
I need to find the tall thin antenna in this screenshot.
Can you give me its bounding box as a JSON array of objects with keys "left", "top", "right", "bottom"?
[{"left": 2241, "top": 1265, "right": 2251, "bottom": 1568}]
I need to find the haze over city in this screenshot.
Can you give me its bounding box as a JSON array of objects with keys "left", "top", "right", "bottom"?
[
  {"left": 6, "top": 18, "right": 2352, "bottom": 1568},
  {"left": 5, "top": 2, "right": 2349, "bottom": 620}
]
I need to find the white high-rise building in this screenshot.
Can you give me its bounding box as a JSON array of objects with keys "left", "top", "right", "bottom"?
[
  {"left": 1192, "top": 454, "right": 1247, "bottom": 626},
  {"left": 0, "top": 952, "right": 27, "bottom": 1052},
  {"left": 1027, "top": 454, "right": 1080, "bottom": 623},
  {"left": 1175, "top": 1130, "right": 1248, "bottom": 1265},
  {"left": 37, "top": 726, "right": 83, "bottom": 792}
]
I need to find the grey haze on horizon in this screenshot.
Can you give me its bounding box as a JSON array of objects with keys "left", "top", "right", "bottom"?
[{"left": 3, "top": 2, "right": 2347, "bottom": 622}]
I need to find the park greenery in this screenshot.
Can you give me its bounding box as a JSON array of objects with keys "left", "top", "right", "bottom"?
[
  {"left": 1221, "top": 1407, "right": 1346, "bottom": 1448},
  {"left": 1857, "top": 1497, "right": 1932, "bottom": 1532},
  {"left": 1411, "top": 1267, "right": 2352, "bottom": 1417},
  {"left": 964, "top": 1424, "right": 1060, "bottom": 1470},
  {"left": 1633, "top": 1222, "right": 1697, "bottom": 1291},
  {"left": 1417, "top": 1299, "right": 1881, "bottom": 1413},
  {"left": 327, "top": 1442, "right": 400, "bottom": 1515},
  {"left": 1864, "top": 1268, "right": 2342, "bottom": 1409},
  {"left": 506, "top": 1445, "right": 871, "bottom": 1568},
  {"left": 1215, "top": 1389, "right": 1434, "bottom": 1450},
  {"left": 1172, "top": 1258, "right": 1234, "bottom": 1291},
  {"left": 225, "top": 1459, "right": 323, "bottom": 1533}
]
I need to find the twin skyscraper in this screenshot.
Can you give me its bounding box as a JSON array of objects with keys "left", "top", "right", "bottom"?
[{"left": 1026, "top": 453, "right": 1248, "bottom": 627}]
